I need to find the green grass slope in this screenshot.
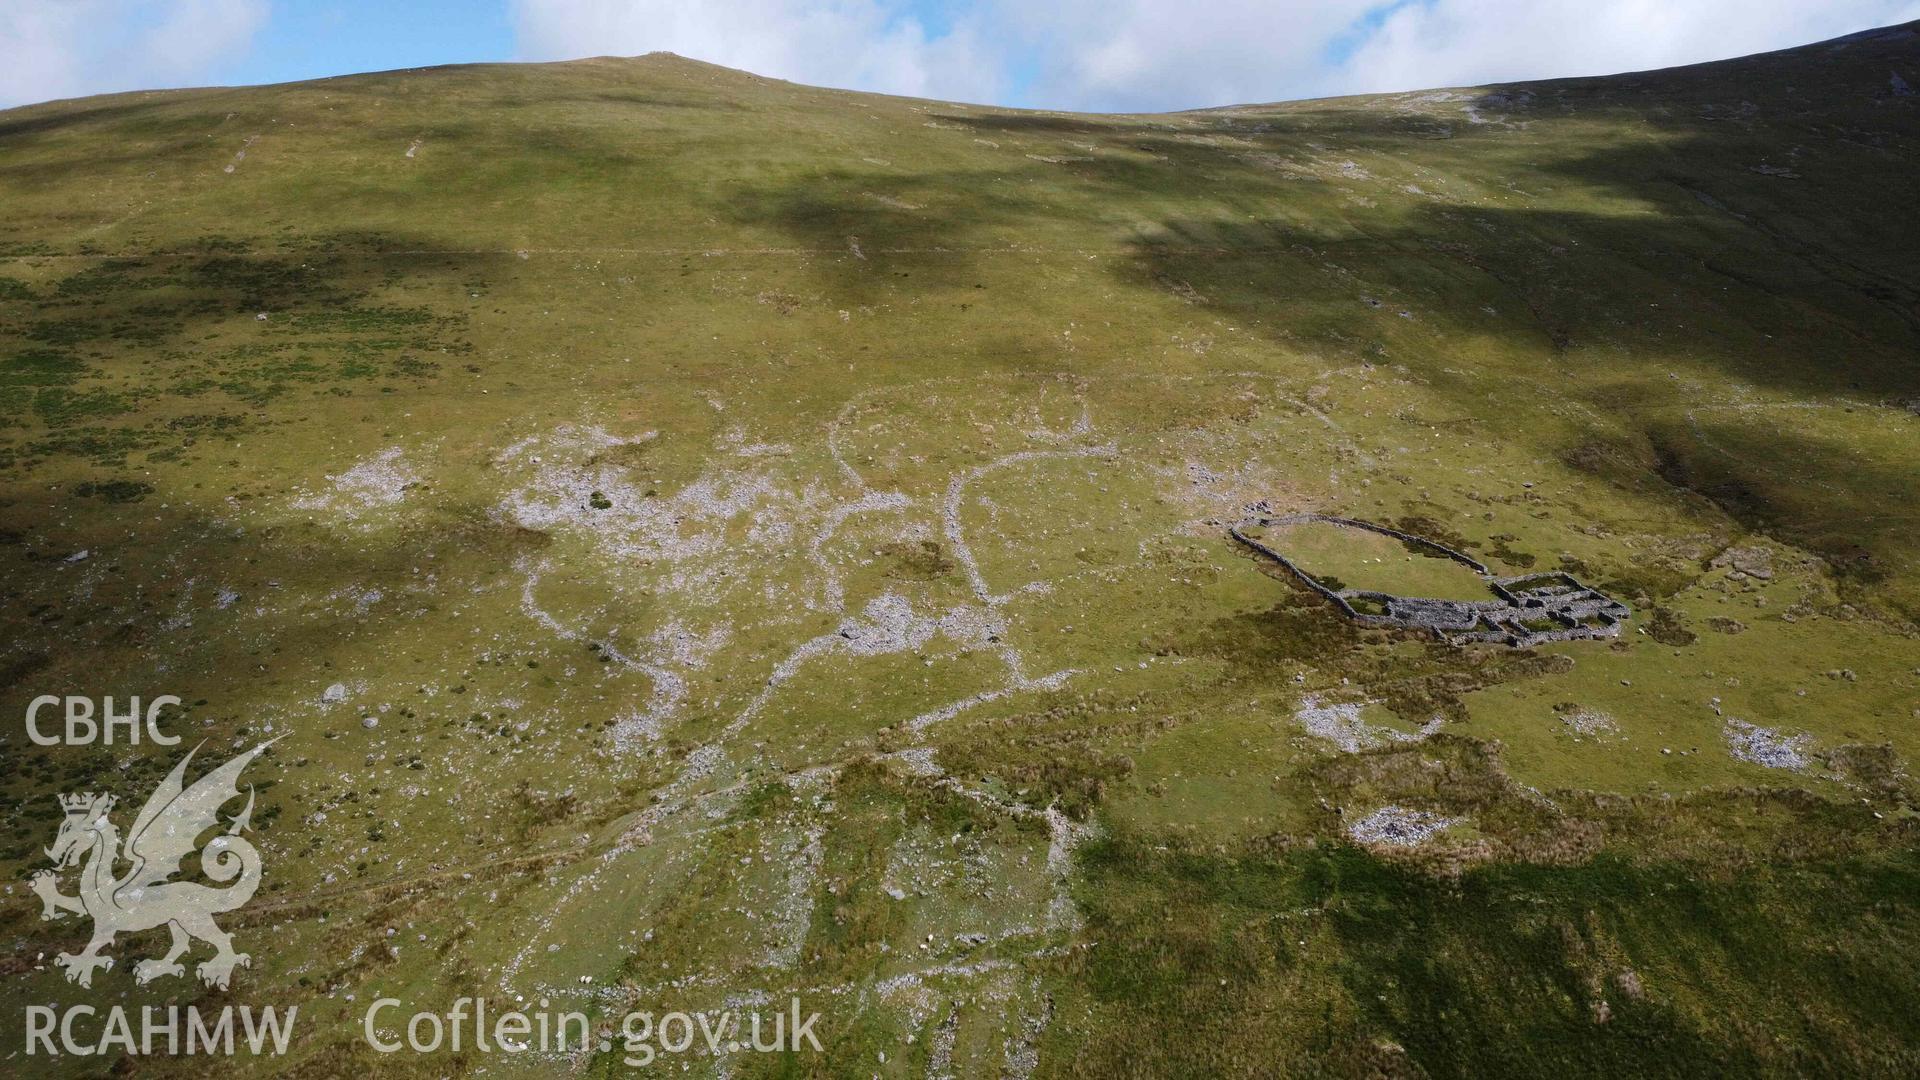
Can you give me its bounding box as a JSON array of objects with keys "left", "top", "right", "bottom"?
[{"left": 0, "top": 22, "right": 1917, "bottom": 1078}]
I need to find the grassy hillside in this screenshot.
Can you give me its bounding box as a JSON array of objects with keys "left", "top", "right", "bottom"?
[{"left": 1, "top": 21, "right": 1917, "bottom": 1077}]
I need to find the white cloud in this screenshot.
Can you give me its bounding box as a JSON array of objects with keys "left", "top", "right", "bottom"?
[
  {"left": 510, "top": 0, "right": 1920, "bottom": 112},
  {"left": 1328, "top": 0, "right": 1920, "bottom": 97},
  {"left": 0, "top": 0, "right": 268, "bottom": 109},
  {"left": 1001, "top": 0, "right": 1378, "bottom": 111},
  {"left": 510, "top": 0, "right": 1008, "bottom": 104}
]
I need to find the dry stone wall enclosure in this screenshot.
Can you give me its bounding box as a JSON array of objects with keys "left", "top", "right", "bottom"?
[{"left": 1232, "top": 513, "right": 1630, "bottom": 647}]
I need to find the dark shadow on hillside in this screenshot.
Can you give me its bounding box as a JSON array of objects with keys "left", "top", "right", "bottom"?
[
  {"left": 0, "top": 98, "right": 183, "bottom": 142},
  {"left": 712, "top": 97, "right": 1544, "bottom": 299},
  {"left": 563, "top": 91, "right": 749, "bottom": 111},
  {"left": 715, "top": 166, "right": 1043, "bottom": 298},
  {"left": 1129, "top": 194, "right": 1920, "bottom": 391},
  {"left": 1097, "top": 35, "right": 1920, "bottom": 611},
  {"left": 0, "top": 229, "right": 523, "bottom": 470},
  {"left": 929, "top": 106, "right": 1478, "bottom": 144},
  {"left": 1120, "top": 142, "right": 1920, "bottom": 597}
]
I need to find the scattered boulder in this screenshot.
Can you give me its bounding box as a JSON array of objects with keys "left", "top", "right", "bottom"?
[{"left": 1709, "top": 545, "right": 1773, "bottom": 580}]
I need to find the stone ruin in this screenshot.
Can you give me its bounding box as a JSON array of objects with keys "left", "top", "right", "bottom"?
[{"left": 1231, "top": 512, "right": 1630, "bottom": 648}]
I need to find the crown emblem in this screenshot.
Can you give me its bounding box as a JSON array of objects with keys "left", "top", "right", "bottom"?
[{"left": 58, "top": 792, "right": 110, "bottom": 814}]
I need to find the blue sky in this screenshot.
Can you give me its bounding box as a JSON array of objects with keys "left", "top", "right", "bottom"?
[
  {"left": 214, "top": 1, "right": 516, "bottom": 86},
  {"left": 4, "top": 1, "right": 1916, "bottom": 112}
]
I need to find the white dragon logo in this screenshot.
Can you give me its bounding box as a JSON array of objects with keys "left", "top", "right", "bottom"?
[{"left": 29, "top": 740, "right": 275, "bottom": 989}]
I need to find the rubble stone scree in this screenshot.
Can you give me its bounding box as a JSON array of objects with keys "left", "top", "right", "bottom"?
[{"left": 1230, "top": 512, "right": 1630, "bottom": 647}]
